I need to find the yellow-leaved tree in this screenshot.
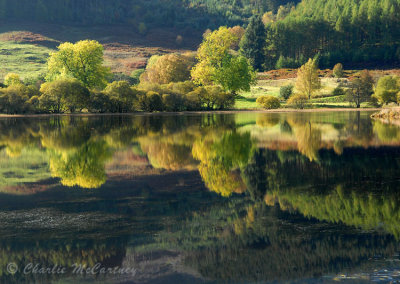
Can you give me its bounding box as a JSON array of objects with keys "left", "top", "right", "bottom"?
[
  {"left": 295, "top": 58, "right": 321, "bottom": 99},
  {"left": 46, "top": 40, "right": 111, "bottom": 89}
]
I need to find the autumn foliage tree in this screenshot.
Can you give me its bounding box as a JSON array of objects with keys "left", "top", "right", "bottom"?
[
  {"left": 295, "top": 58, "right": 321, "bottom": 99},
  {"left": 140, "top": 53, "right": 196, "bottom": 84},
  {"left": 333, "top": 63, "right": 344, "bottom": 78}
]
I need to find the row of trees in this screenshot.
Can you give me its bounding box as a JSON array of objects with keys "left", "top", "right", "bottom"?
[{"left": 2, "top": 35, "right": 258, "bottom": 114}]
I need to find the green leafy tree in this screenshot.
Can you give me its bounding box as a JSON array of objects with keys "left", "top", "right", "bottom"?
[
  {"left": 191, "top": 27, "right": 256, "bottom": 96},
  {"left": 240, "top": 15, "right": 267, "bottom": 70},
  {"left": 214, "top": 55, "right": 256, "bottom": 96},
  {"left": 39, "top": 78, "right": 90, "bottom": 113},
  {"left": 104, "top": 81, "right": 136, "bottom": 112},
  {"left": 140, "top": 91, "right": 164, "bottom": 112},
  {"left": 373, "top": 75, "right": 399, "bottom": 105},
  {"left": 346, "top": 70, "right": 374, "bottom": 108},
  {"left": 46, "top": 40, "right": 111, "bottom": 89},
  {"left": 191, "top": 27, "right": 237, "bottom": 86},
  {"left": 0, "top": 85, "right": 29, "bottom": 114},
  {"left": 280, "top": 84, "right": 294, "bottom": 100}
]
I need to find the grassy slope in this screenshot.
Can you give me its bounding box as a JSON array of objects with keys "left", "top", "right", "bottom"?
[
  {"left": 0, "top": 21, "right": 201, "bottom": 79},
  {"left": 235, "top": 77, "right": 343, "bottom": 109},
  {"left": 235, "top": 71, "right": 383, "bottom": 109},
  {"left": 0, "top": 41, "right": 52, "bottom": 79}
]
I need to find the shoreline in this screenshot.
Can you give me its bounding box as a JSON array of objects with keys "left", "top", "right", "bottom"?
[{"left": 0, "top": 108, "right": 381, "bottom": 118}]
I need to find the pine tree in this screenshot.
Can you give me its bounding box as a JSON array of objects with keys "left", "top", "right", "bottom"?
[{"left": 240, "top": 15, "right": 267, "bottom": 71}]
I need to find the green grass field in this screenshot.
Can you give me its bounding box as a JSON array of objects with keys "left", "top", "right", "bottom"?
[
  {"left": 235, "top": 77, "right": 359, "bottom": 109},
  {"left": 0, "top": 41, "right": 53, "bottom": 80}
]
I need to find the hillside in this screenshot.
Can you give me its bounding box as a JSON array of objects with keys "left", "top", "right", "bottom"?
[
  {"left": 0, "top": 0, "right": 398, "bottom": 79},
  {"left": 0, "top": 0, "right": 299, "bottom": 29},
  {"left": 0, "top": 20, "right": 205, "bottom": 79}
]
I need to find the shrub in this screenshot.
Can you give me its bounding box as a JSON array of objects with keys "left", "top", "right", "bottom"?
[
  {"left": 131, "top": 69, "right": 145, "bottom": 85},
  {"left": 111, "top": 73, "right": 137, "bottom": 85},
  {"left": 4, "top": 73, "right": 22, "bottom": 87},
  {"left": 186, "top": 88, "right": 204, "bottom": 110},
  {"left": 215, "top": 92, "right": 235, "bottom": 110},
  {"left": 88, "top": 92, "right": 114, "bottom": 113},
  {"left": 332, "top": 87, "right": 345, "bottom": 96},
  {"left": 280, "top": 84, "right": 294, "bottom": 100},
  {"left": 104, "top": 81, "right": 136, "bottom": 112},
  {"left": 27, "top": 95, "right": 40, "bottom": 112},
  {"left": 333, "top": 63, "right": 344, "bottom": 78},
  {"left": 24, "top": 74, "right": 46, "bottom": 87},
  {"left": 39, "top": 78, "right": 90, "bottom": 113},
  {"left": 0, "top": 85, "right": 30, "bottom": 114},
  {"left": 201, "top": 86, "right": 223, "bottom": 109},
  {"left": 287, "top": 93, "right": 309, "bottom": 109},
  {"left": 162, "top": 93, "right": 185, "bottom": 111},
  {"left": 256, "top": 95, "right": 281, "bottom": 109},
  {"left": 370, "top": 94, "right": 381, "bottom": 107},
  {"left": 140, "top": 91, "right": 163, "bottom": 112},
  {"left": 167, "top": 80, "right": 196, "bottom": 95}
]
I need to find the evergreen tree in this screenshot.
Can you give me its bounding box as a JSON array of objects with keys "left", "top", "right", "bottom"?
[{"left": 240, "top": 15, "right": 267, "bottom": 71}]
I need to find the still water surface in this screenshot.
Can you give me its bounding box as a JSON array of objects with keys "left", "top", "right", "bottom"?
[{"left": 1, "top": 111, "right": 400, "bottom": 283}]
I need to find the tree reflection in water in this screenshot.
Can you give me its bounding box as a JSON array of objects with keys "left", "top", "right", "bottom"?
[{"left": 0, "top": 112, "right": 399, "bottom": 282}]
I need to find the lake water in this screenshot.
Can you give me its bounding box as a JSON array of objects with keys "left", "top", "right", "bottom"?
[{"left": 1, "top": 111, "right": 400, "bottom": 283}]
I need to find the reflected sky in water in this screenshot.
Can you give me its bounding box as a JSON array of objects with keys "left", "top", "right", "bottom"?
[{"left": 0, "top": 111, "right": 400, "bottom": 283}]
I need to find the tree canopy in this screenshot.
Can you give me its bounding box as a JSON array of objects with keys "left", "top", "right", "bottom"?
[
  {"left": 46, "top": 40, "right": 111, "bottom": 89},
  {"left": 191, "top": 27, "right": 256, "bottom": 95},
  {"left": 295, "top": 58, "right": 321, "bottom": 99}
]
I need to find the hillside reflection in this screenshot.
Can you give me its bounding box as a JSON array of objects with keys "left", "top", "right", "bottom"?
[{"left": 1, "top": 112, "right": 400, "bottom": 282}]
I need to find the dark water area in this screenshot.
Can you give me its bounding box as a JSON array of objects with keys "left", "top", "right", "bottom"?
[{"left": 1, "top": 111, "right": 400, "bottom": 283}]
